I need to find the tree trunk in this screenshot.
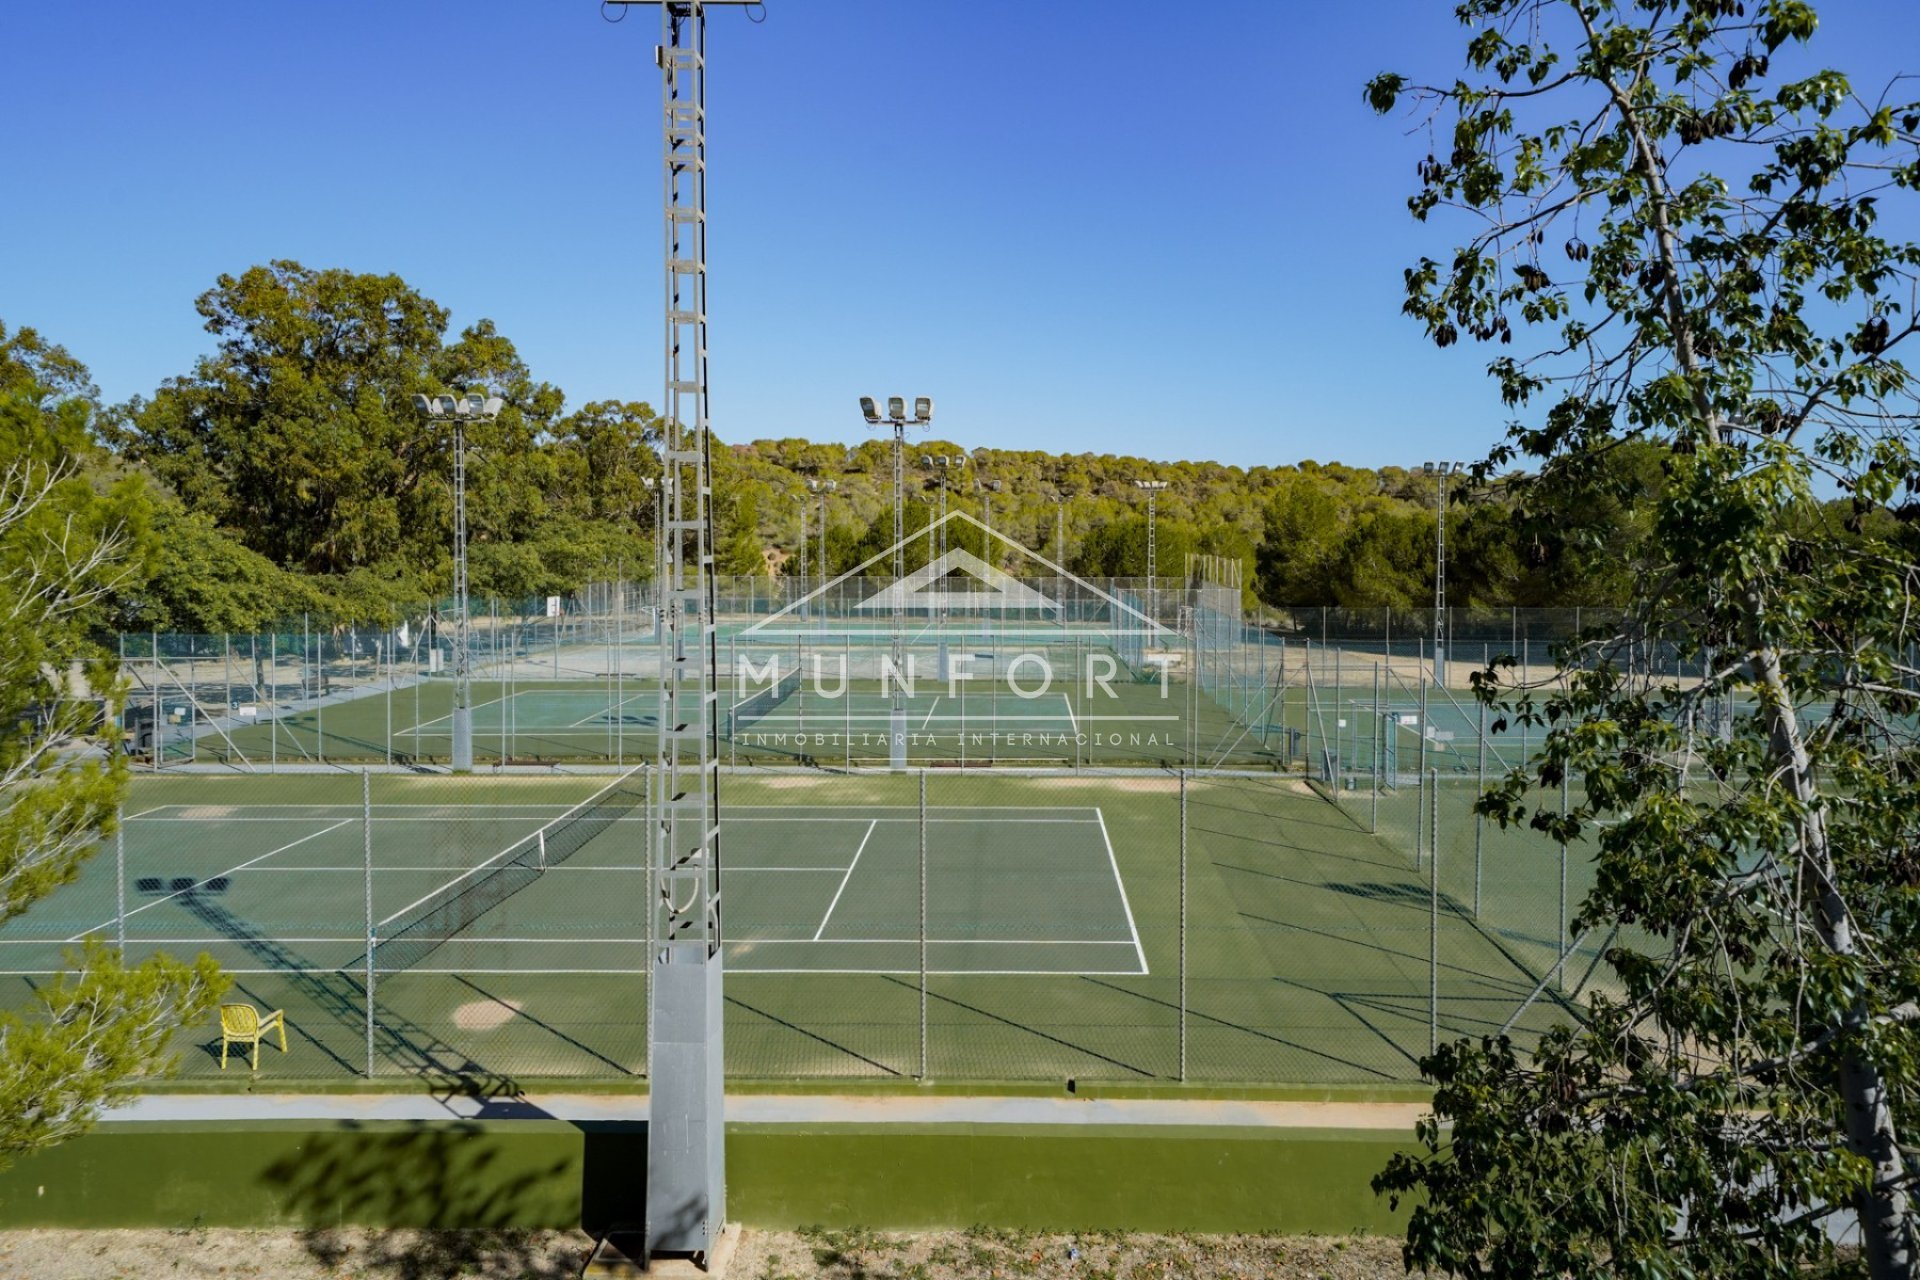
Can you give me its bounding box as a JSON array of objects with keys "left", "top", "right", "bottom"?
[{"left": 1755, "top": 645, "right": 1913, "bottom": 1279}]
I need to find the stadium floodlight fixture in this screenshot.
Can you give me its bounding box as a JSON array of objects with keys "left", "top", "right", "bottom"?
[
  {"left": 1134, "top": 479, "right": 1170, "bottom": 492},
  {"left": 859, "top": 396, "right": 882, "bottom": 424},
  {"left": 913, "top": 396, "right": 933, "bottom": 424},
  {"left": 412, "top": 393, "right": 436, "bottom": 416},
  {"left": 887, "top": 395, "right": 907, "bottom": 423}
]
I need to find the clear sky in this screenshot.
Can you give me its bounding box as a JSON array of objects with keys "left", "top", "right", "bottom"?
[{"left": 3, "top": 1, "right": 1915, "bottom": 470}]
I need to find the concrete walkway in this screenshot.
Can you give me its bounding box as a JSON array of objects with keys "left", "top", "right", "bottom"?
[{"left": 115, "top": 1093, "right": 1426, "bottom": 1129}]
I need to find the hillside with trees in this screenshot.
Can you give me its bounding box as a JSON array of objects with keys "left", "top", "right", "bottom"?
[{"left": 0, "top": 261, "right": 1865, "bottom": 633}]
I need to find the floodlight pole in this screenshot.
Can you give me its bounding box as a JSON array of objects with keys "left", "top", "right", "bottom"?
[
  {"left": 860, "top": 396, "right": 932, "bottom": 769},
  {"left": 413, "top": 392, "right": 504, "bottom": 772},
  {"left": 924, "top": 455, "right": 963, "bottom": 562},
  {"left": 1423, "top": 462, "right": 1459, "bottom": 687},
  {"left": 453, "top": 415, "right": 470, "bottom": 769},
  {"left": 602, "top": 0, "right": 762, "bottom": 1267},
  {"left": 805, "top": 478, "right": 836, "bottom": 621},
  {"left": 811, "top": 480, "right": 836, "bottom": 604},
  {"left": 1135, "top": 480, "right": 1170, "bottom": 628}
]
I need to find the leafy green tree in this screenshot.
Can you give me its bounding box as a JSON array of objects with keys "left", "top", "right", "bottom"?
[
  {"left": 112, "top": 262, "right": 559, "bottom": 586},
  {"left": 0, "top": 332, "right": 225, "bottom": 1168},
  {"left": 1323, "top": 503, "right": 1433, "bottom": 609},
  {"left": 1256, "top": 471, "right": 1349, "bottom": 603},
  {"left": 112, "top": 506, "right": 324, "bottom": 633},
  {"left": 1367, "top": 4, "right": 1920, "bottom": 1275}
]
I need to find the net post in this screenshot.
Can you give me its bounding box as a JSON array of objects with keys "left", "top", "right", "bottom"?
[
  {"left": 115, "top": 807, "right": 126, "bottom": 955},
  {"left": 919, "top": 768, "right": 929, "bottom": 1081},
  {"left": 1178, "top": 768, "right": 1188, "bottom": 1082},
  {"left": 364, "top": 766, "right": 376, "bottom": 1078}
]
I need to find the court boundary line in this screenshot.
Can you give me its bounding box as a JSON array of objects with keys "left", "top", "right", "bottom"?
[
  {"left": 813, "top": 820, "right": 878, "bottom": 941},
  {"left": 1095, "top": 807, "right": 1150, "bottom": 974}
]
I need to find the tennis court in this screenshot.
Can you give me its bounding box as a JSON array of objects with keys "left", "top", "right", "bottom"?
[
  {"left": 0, "top": 768, "right": 1592, "bottom": 1084},
  {"left": 190, "top": 671, "right": 1275, "bottom": 770},
  {"left": 9, "top": 790, "right": 1140, "bottom": 981}
]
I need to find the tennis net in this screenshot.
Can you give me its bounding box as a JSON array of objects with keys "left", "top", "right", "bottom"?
[
  {"left": 726, "top": 667, "right": 802, "bottom": 736},
  {"left": 366, "top": 766, "right": 647, "bottom": 972}
]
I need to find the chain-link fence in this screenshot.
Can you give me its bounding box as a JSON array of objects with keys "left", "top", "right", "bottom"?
[
  {"left": 26, "top": 583, "right": 1725, "bottom": 1084},
  {"left": 105, "top": 590, "right": 1717, "bottom": 775},
  {"left": 0, "top": 756, "right": 1625, "bottom": 1086}
]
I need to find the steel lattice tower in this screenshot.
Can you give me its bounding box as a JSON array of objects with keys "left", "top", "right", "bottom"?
[{"left": 649, "top": 0, "right": 728, "bottom": 1261}]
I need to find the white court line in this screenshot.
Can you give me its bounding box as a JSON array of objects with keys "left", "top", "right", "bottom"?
[
  {"left": 401, "top": 689, "right": 515, "bottom": 733},
  {"left": 129, "top": 811, "right": 1101, "bottom": 824},
  {"left": 224, "top": 864, "right": 842, "bottom": 874},
  {"left": 813, "top": 820, "right": 878, "bottom": 942},
  {"left": 919, "top": 696, "right": 941, "bottom": 730},
  {"left": 67, "top": 819, "right": 354, "bottom": 940},
  {"left": 1095, "top": 807, "right": 1149, "bottom": 975},
  {"left": 736, "top": 937, "right": 1138, "bottom": 946},
  {"left": 4, "top": 935, "right": 1133, "bottom": 948},
  {"left": 123, "top": 805, "right": 176, "bottom": 821},
  {"left": 1062, "top": 692, "right": 1080, "bottom": 735}
]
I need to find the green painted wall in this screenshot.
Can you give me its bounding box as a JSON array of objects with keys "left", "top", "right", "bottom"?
[{"left": 0, "top": 1121, "right": 1412, "bottom": 1235}]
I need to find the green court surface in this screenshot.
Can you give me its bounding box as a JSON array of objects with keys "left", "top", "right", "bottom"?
[
  {"left": 185, "top": 674, "right": 1295, "bottom": 772},
  {"left": 0, "top": 768, "right": 1591, "bottom": 1086}
]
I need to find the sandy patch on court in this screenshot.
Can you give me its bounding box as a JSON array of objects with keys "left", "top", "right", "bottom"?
[
  {"left": 453, "top": 999, "right": 522, "bottom": 1031},
  {"left": 1019, "top": 775, "right": 1183, "bottom": 793},
  {"left": 174, "top": 806, "right": 239, "bottom": 819}
]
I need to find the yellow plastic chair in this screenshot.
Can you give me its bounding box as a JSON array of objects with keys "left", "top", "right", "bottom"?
[{"left": 219, "top": 1003, "right": 288, "bottom": 1070}]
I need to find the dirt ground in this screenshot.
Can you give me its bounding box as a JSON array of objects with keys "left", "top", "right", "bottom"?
[{"left": 0, "top": 1226, "right": 1409, "bottom": 1279}]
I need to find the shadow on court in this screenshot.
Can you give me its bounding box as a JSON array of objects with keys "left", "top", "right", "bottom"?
[{"left": 162, "top": 881, "right": 523, "bottom": 1095}]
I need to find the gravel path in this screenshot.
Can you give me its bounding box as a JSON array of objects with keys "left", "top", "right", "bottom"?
[{"left": 0, "top": 1226, "right": 1409, "bottom": 1279}]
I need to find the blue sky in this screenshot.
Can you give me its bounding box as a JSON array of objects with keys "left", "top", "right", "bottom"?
[{"left": 3, "top": 1, "right": 1915, "bottom": 470}]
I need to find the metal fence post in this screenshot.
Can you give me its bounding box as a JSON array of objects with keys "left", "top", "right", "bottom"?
[
  {"left": 150, "top": 629, "right": 160, "bottom": 772},
  {"left": 1416, "top": 675, "right": 1429, "bottom": 866},
  {"left": 1475, "top": 695, "right": 1487, "bottom": 919},
  {"left": 1370, "top": 663, "right": 1381, "bottom": 833},
  {"left": 115, "top": 808, "right": 127, "bottom": 955},
  {"left": 1559, "top": 772, "right": 1570, "bottom": 992},
  {"left": 1179, "top": 768, "right": 1188, "bottom": 1082},
  {"left": 363, "top": 767, "right": 376, "bottom": 1078},
  {"left": 644, "top": 761, "right": 653, "bottom": 1079},
  {"left": 919, "top": 768, "right": 929, "bottom": 1080},
  {"left": 1429, "top": 766, "right": 1439, "bottom": 1057}
]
